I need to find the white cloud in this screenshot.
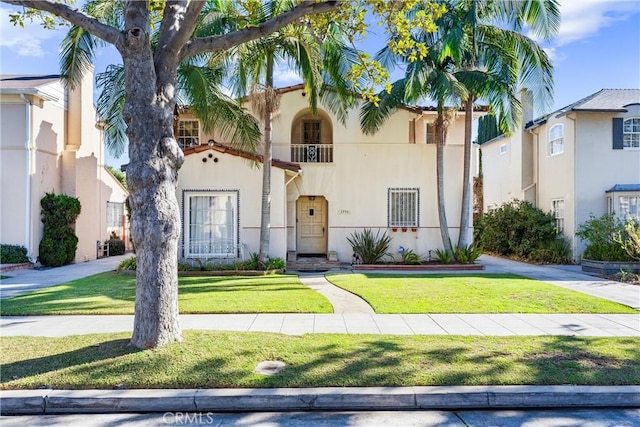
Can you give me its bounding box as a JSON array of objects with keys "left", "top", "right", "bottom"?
[
  {"left": 0, "top": 6, "right": 65, "bottom": 57},
  {"left": 553, "top": 0, "right": 639, "bottom": 47},
  {"left": 273, "top": 65, "right": 302, "bottom": 87}
]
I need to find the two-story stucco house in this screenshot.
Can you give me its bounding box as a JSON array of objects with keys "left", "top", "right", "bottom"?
[
  {"left": 481, "top": 89, "right": 640, "bottom": 262},
  {"left": 176, "top": 84, "right": 482, "bottom": 265},
  {"left": 0, "top": 69, "right": 129, "bottom": 263}
]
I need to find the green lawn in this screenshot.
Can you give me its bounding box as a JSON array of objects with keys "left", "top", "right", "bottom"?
[
  {"left": 1, "top": 332, "right": 638, "bottom": 389},
  {"left": 326, "top": 273, "right": 638, "bottom": 314},
  {"left": 0, "top": 272, "right": 333, "bottom": 315}
]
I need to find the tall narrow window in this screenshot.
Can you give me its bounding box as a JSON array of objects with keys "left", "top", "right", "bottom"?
[
  {"left": 185, "top": 191, "right": 237, "bottom": 257},
  {"left": 388, "top": 188, "right": 419, "bottom": 227},
  {"left": 177, "top": 119, "right": 200, "bottom": 148},
  {"left": 549, "top": 124, "right": 564, "bottom": 155},
  {"left": 552, "top": 199, "right": 565, "bottom": 233},
  {"left": 623, "top": 118, "right": 640, "bottom": 148},
  {"left": 499, "top": 143, "right": 508, "bottom": 154},
  {"left": 426, "top": 123, "right": 436, "bottom": 144}
]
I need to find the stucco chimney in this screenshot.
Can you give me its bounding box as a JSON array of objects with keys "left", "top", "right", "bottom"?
[{"left": 66, "top": 64, "right": 95, "bottom": 152}]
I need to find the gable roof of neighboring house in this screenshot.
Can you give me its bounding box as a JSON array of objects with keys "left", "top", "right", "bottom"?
[
  {"left": 525, "top": 89, "right": 640, "bottom": 130},
  {"left": 182, "top": 142, "right": 301, "bottom": 173},
  {"left": 0, "top": 74, "right": 62, "bottom": 101}
]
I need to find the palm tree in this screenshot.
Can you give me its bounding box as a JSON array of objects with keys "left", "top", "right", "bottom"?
[
  {"left": 361, "top": 0, "right": 558, "bottom": 255},
  {"left": 361, "top": 24, "right": 468, "bottom": 256},
  {"left": 220, "top": 0, "right": 356, "bottom": 264},
  {"left": 60, "top": 0, "right": 262, "bottom": 161},
  {"left": 448, "top": 0, "right": 559, "bottom": 248}
]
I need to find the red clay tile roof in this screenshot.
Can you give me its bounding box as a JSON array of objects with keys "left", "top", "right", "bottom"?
[{"left": 182, "top": 142, "right": 301, "bottom": 172}]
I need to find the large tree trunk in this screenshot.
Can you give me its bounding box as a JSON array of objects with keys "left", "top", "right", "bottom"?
[
  {"left": 119, "top": 6, "right": 184, "bottom": 349},
  {"left": 436, "top": 101, "right": 454, "bottom": 256},
  {"left": 458, "top": 96, "right": 474, "bottom": 248},
  {"left": 258, "top": 54, "right": 275, "bottom": 265}
]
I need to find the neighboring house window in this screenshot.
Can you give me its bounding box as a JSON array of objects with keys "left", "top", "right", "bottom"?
[
  {"left": 106, "top": 202, "right": 124, "bottom": 228},
  {"left": 607, "top": 197, "right": 613, "bottom": 215},
  {"left": 185, "top": 191, "right": 238, "bottom": 257},
  {"left": 177, "top": 119, "right": 199, "bottom": 148},
  {"left": 552, "top": 199, "right": 565, "bottom": 233},
  {"left": 499, "top": 143, "right": 508, "bottom": 154},
  {"left": 623, "top": 118, "right": 640, "bottom": 148},
  {"left": 549, "top": 124, "right": 564, "bottom": 155},
  {"left": 619, "top": 196, "right": 639, "bottom": 218},
  {"left": 426, "top": 123, "right": 436, "bottom": 144},
  {"left": 388, "top": 188, "right": 419, "bottom": 227}
]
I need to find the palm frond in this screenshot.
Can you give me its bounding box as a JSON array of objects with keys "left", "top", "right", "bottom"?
[{"left": 96, "top": 65, "right": 127, "bottom": 158}]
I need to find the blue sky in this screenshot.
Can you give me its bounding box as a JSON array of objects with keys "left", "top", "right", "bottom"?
[{"left": 1, "top": 1, "right": 639, "bottom": 168}]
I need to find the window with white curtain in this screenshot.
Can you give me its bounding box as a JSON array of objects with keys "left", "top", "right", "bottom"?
[
  {"left": 106, "top": 201, "right": 124, "bottom": 228},
  {"left": 388, "top": 188, "right": 419, "bottom": 227},
  {"left": 619, "top": 196, "right": 639, "bottom": 218},
  {"left": 185, "top": 191, "right": 237, "bottom": 257}
]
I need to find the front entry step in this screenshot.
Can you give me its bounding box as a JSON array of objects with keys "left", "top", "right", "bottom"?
[{"left": 287, "top": 256, "right": 348, "bottom": 272}]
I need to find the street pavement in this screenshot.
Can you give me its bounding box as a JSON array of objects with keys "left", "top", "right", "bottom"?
[{"left": 2, "top": 408, "right": 640, "bottom": 427}]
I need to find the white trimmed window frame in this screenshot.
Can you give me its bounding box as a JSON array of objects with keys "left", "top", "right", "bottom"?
[
  {"left": 388, "top": 188, "right": 419, "bottom": 228},
  {"left": 183, "top": 190, "right": 239, "bottom": 258},
  {"left": 619, "top": 195, "right": 639, "bottom": 219},
  {"left": 549, "top": 124, "right": 564, "bottom": 156},
  {"left": 623, "top": 117, "right": 640, "bottom": 149},
  {"left": 177, "top": 119, "right": 200, "bottom": 148},
  {"left": 552, "top": 199, "right": 565, "bottom": 233},
  {"left": 106, "top": 201, "right": 124, "bottom": 228}
]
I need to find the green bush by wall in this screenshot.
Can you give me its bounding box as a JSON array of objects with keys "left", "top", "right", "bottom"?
[{"left": 38, "top": 192, "right": 81, "bottom": 267}]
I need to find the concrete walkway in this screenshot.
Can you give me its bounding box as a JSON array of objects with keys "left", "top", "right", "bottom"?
[
  {"left": 2, "top": 312, "right": 638, "bottom": 337},
  {"left": 0, "top": 255, "right": 129, "bottom": 300},
  {"left": 297, "top": 273, "right": 374, "bottom": 314},
  {"left": 479, "top": 255, "right": 640, "bottom": 310}
]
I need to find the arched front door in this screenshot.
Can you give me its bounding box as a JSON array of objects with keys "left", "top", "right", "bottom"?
[{"left": 296, "top": 196, "right": 327, "bottom": 255}]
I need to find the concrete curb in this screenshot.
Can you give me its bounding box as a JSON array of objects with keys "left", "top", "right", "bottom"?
[{"left": 2, "top": 386, "right": 639, "bottom": 414}]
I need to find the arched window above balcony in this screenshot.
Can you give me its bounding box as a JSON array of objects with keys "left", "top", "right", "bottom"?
[{"left": 291, "top": 110, "right": 333, "bottom": 163}]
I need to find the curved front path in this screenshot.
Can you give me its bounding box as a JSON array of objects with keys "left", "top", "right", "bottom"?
[{"left": 297, "top": 273, "right": 374, "bottom": 314}]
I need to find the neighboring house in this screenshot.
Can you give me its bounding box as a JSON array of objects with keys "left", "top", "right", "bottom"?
[
  {"left": 481, "top": 89, "right": 640, "bottom": 262},
  {"left": 176, "top": 84, "right": 483, "bottom": 263},
  {"left": 0, "top": 69, "right": 129, "bottom": 263}
]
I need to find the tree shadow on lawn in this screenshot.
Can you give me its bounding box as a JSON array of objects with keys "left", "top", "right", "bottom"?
[
  {"left": 0, "top": 275, "right": 313, "bottom": 315},
  {"left": 2, "top": 334, "right": 639, "bottom": 389}
]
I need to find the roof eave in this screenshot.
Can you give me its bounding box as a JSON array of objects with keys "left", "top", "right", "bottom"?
[{"left": 0, "top": 87, "right": 59, "bottom": 102}]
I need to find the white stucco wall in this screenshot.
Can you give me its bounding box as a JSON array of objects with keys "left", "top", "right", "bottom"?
[
  {"left": 176, "top": 149, "right": 289, "bottom": 260},
  {"left": 1, "top": 70, "right": 129, "bottom": 263},
  {"left": 574, "top": 107, "right": 640, "bottom": 257},
  {"left": 273, "top": 89, "right": 470, "bottom": 262}
]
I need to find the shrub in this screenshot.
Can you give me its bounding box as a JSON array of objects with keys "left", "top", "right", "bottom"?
[
  {"left": 475, "top": 200, "right": 564, "bottom": 263},
  {"left": 266, "top": 257, "right": 286, "bottom": 270},
  {"left": 107, "top": 237, "right": 125, "bottom": 256},
  {"left": 399, "top": 248, "right": 422, "bottom": 265},
  {"left": 529, "top": 237, "right": 572, "bottom": 264},
  {"left": 433, "top": 248, "right": 452, "bottom": 264},
  {"left": 117, "top": 256, "right": 137, "bottom": 272},
  {"left": 576, "top": 213, "right": 632, "bottom": 261},
  {"left": 0, "top": 244, "right": 29, "bottom": 263},
  {"left": 615, "top": 219, "right": 640, "bottom": 261},
  {"left": 38, "top": 192, "right": 81, "bottom": 267},
  {"left": 454, "top": 244, "right": 482, "bottom": 264},
  {"left": 347, "top": 229, "right": 392, "bottom": 264}
]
